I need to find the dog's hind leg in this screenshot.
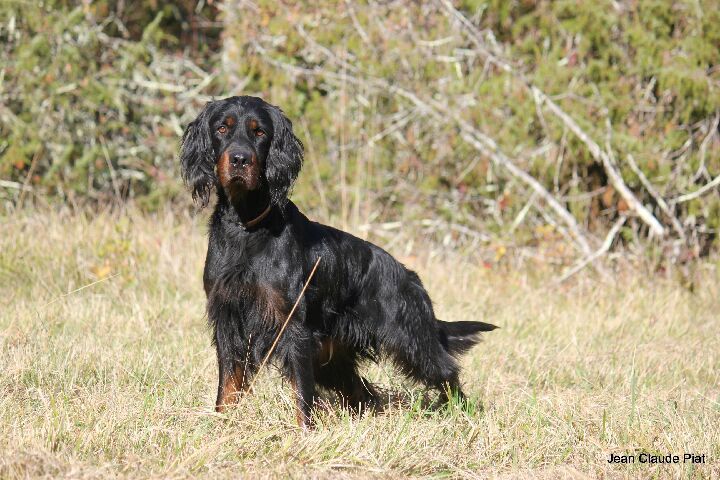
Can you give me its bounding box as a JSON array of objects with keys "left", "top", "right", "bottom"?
[
  {"left": 382, "top": 316, "right": 468, "bottom": 407},
  {"left": 314, "top": 341, "right": 379, "bottom": 413},
  {"left": 435, "top": 377, "right": 466, "bottom": 405}
]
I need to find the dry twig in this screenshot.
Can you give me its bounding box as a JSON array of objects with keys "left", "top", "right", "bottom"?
[
  {"left": 16, "top": 146, "right": 43, "bottom": 210},
  {"left": 441, "top": 0, "right": 666, "bottom": 239},
  {"left": 675, "top": 174, "right": 720, "bottom": 204},
  {"left": 533, "top": 87, "right": 665, "bottom": 238},
  {"left": 626, "top": 153, "right": 685, "bottom": 240},
  {"left": 253, "top": 45, "right": 597, "bottom": 258},
  {"left": 557, "top": 216, "right": 627, "bottom": 283}
]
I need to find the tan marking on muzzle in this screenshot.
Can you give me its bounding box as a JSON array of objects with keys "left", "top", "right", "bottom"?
[{"left": 216, "top": 150, "right": 233, "bottom": 188}]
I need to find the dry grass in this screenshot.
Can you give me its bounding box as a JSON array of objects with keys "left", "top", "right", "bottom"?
[{"left": 1, "top": 207, "right": 718, "bottom": 479}]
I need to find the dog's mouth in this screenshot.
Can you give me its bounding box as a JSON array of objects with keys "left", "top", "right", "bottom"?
[
  {"left": 225, "top": 172, "right": 252, "bottom": 190},
  {"left": 217, "top": 150, "right": 264, "bottom": 194},
  {"left": 223, "top": 168, "right": 265, "bottom": 198},
  {"left": 230, "top": 167, "right": 261, "bottom": 183}
]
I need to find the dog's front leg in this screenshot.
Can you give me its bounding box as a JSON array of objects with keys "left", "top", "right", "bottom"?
[
  {"left": 213, "top": 312, "right": 256, "bottom": 413},
  {"left": 215, "top": 354, "right": 254, "bottom": 413},
  {"left": 287, "top": 345, "right": 317, "bottom": 430}
]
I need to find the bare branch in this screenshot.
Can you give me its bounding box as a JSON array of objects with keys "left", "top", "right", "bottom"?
[
  {"left": 509, "top": 191, "right": 537, "bottom": 233},
  {"left": 17, "top": 146, "right": 43, "bottom": 210},
  {"left": 533, "top": 87, "right": 665, "bottom": 238},
  {"left": 0, "top": 180, "right": 32, "bottom": 191},
  {"left": 626, "top": 154, "right": 685, "bottom": 240},
  {"left": 440, "top": 0, "right": 666, "bottom": 238},
  {"left": 460, "top": 132, "right": 593, "bottom": 255},
  {"left": 692, "top": 113, "right": 720, "bottom": 182},
  {"left": 675, "top": 174, "right": 720, "bottom": 204},
  {"left": 557, "top": 215, "right": 627, "bottom": 283},
  {"left": 254, "top": 44, "right": 597, "bottom": 257}
]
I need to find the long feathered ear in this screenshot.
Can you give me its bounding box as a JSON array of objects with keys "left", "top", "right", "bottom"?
[
  {"left": 180, "top": 102, "right": 217, "bottom": 208},
  {"left": 266, "top": 104, "right": 304, "bottom": 208}
]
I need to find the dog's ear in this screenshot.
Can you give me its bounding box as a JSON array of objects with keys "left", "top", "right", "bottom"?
[
  {"left": 266, "top": 104, "right": 304, "bottom": 207},
  {"left": 180, "top": 101, "right": 217, "bottom": 208}
]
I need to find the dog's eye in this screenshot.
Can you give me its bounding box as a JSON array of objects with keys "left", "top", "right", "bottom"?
[
  {"left": 255, "top": 129, "right": 265, "bottom": 137},
  {"left": 217, "top": 125, "right": 228, "bottom": 134}
]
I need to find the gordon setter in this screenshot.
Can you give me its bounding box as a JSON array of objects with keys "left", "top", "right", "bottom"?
[{"left": 180, "top": 96, "right": 496, "bottom": 428}]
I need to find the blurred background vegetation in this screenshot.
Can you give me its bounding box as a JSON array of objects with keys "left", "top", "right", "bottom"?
[{"left": 1, "top": 0, "right": 719, "bottom": 270}]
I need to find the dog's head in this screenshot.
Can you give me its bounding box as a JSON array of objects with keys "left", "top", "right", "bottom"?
[{"left": 180, "top": 96, "right": 303, "bottom": 208}]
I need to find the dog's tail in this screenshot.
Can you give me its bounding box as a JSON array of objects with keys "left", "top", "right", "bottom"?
[{"left": 437, "top": 319, "right": 498, "bottom": 356}]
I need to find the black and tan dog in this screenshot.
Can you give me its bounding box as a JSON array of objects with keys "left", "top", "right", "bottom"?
[{"left": 180, "top": 96, "right": 496, "bottom": 428}]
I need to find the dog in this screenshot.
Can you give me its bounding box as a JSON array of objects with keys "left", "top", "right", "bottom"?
[{"left": 180, "top": 96, "right": 496, "bottom": 428}]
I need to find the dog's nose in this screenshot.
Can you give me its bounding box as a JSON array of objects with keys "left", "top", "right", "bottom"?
[{"left": 231, "top": 153, "right": 251, "bottom": 167}]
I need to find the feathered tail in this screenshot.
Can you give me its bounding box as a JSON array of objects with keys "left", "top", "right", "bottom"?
[{"left": 437, "top": 319, "right": 498, "bottom": 356}]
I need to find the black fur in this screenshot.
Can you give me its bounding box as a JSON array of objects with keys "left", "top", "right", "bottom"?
[
  {"left": 180, "top": 96, "right": 497, "bottom": 427},
  {"left": 180, "top": 101, "right": 220, "bottom": 208}
]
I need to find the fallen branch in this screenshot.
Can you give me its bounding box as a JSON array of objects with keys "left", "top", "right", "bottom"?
[
  {"left": 17, "top": 146, "right": 43, "bottom": 210},
  {"left": 675, "top": 174, "right": 720, "bottom": 204},
  {"left": 557, "top": 216, "right": 627, "bottom": 283},
  {"left": 533, "top": 87, "right": 665, "bottom": 238},
  {"left": 460, "top": 132, "right": 593, "bottom": 256},
  {"left": 0, "top": 180, "right": 32, "bottom": 191},
  {"left": 626, "top": 154, "right": 685, "bottom": 240},
  {"left": 441, "top": 0, "right": 666, "bottom": 239},
  {"left": 254, "top": 45, "right": 597, "bottom": 257}
]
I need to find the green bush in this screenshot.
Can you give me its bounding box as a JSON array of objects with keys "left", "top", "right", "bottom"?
[
  {"left": 0, "top": 1, "right": 220, "bottom": 207},
  {"left": 222, "top": 0, "right": 719, "bottom": 248},
  {"left": 2, "top": 1, "right": 719, "bottom": 255}
]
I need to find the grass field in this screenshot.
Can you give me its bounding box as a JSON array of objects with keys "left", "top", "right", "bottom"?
[{"left": 1, "top": 208, "right": 718, "bottom": 479}]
